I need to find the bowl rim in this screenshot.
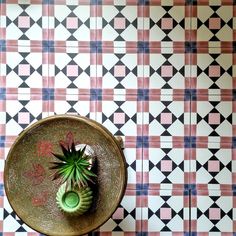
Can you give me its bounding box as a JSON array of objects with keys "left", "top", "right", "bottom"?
[{"left": 4, "top": 114, "right": 127, "bottom": 236}]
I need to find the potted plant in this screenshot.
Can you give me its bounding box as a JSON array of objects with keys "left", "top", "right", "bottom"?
[{"left": 50, "top": 140, "right": 97, "bottom": 215}]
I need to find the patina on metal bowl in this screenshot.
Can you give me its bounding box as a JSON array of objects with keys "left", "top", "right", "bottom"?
[{"left": 4, "top": 115, "right": 127, "bottom": 236}]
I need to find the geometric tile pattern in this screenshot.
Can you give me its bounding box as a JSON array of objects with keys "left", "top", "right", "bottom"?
[
  {"left": 97, "top": 47, "right": 143, "bottom": 94},
  {"left": 142, "top": 189, "right": 189, "bottom": 233},
  {"left": 0, "top": 0, "right": 236, "bottom": 235},
  {"left": 49, "top": 93, "right": 96, "bottom": 119},
  {"left": 49, "top": 3, "right": 96, "bottom": 47},
  {"left": 1, "top": 3, "right": 48, "bottom": 46},
  {"left": 144, "top": 48, "right": 190, "bottom": 93},
  {"left": 191, "top": 95, "right": 234, "bottom": 143},
  {"left": 191, "top": 142, "right": 236, "bottom": 190},
  {"left": 3, "top": 94, "right": 49, "bottom": 142},
  {"left": 48, "top": 47, "right": 96, "bottom": 94},
  {"left": 1, "top": 46, "right": 48, "bottom": 93},
  {"left": 100, "top": 189, "right": 141, "bottom": 233},
  {"left": 143, "top": 95, "right": 190, "bottom": 142},
  {"left": 144, "top": 2, "right": 191, "bottom": 47},
  {"left": 97, "top": 2, "right": 143, "bottom": 47},
  {"left": 97, "top": 94, "right": 142, "bottom": 139},
  {"left": 191, "top": 4, "right": 233, "bottom": 47},
  {"left": 191, "top": 190, "right": 236, "bottom": 234},
  {"left": 124, "top": 142, "right": 142, "bottom": 190},
  {"left": 143, "top": 142, "right": 190, "bottom": 189},
  {"left": 191, "top": 48, "right": 233, "bottom": 92}
]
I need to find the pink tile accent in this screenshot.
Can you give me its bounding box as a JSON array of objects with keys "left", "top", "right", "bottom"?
[
  {"left": 18, "top": 64, "right": 30, "bottom": 76},
  {"left": 114, "top": 113, "right": 125, "bottom": 124},
  {"left": 114, "top": 17, "right": 126, "bottom": 29},
  {"left": 18, "top": 16, "right": 30, "bottom": 28},
  {"left": 113, "top": 207, "right": 124, "bottom": 219},
  {"left": 161, "top": 160, "right": 172, "bottom": 172},
  {"left": 161, "top": 65, "right": 173, "bottom": 77},
  {"left": 67, "top": 65, "right": 78, "bottom": 77},
  {"left": 161, "top": 18, "right": 173, "bottom": 30},
  {"left": 208, "top": 160, "right": 220, "bottom": 172},
  {"left": 114, "top": 65, "right": 126, "bottom": 77},
  {"left": 209, "top": 208, "right": 221, "bottom": 220},
  {"left": 67, "top": 17, "right": 78, "bottom": 29},
  {"left": 160, "top": 208, "right": 172, "bottom": 219},
  {"left": 209, "top": 18, "right": 221, "bottom": 30},
  {"left": 208, "top": 113, "right": 220, "bottom": 125},
  {"left": 209, "top": 65, "right": 221, "bottom": 77},
  {"left": 18, "top": 112, "right": 30, "bottom": 124},
  {"left": 0, "top": 197, "right": 3, "bottom": 208},
  {"left": 161, "top": 113, "right": 172, "bottom": 124}
]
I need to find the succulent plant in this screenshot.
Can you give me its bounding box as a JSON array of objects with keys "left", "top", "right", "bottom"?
[{"left": 50, "top": 141, "right": 96, "bottom": 188}]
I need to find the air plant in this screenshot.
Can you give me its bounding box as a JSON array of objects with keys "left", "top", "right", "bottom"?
[{"left": 50, "top": 141, "right": 97, "bottom": 189}]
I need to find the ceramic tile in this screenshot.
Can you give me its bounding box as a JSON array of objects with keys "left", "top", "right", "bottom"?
[
  {"left": 143, "top": 94, "right": 191, "bottom": 143},
  {"left": 0, "top": 197, "right": 3, "bottom": 234},
  {"left": 191, "top": 94, "right": 235, "bottom": 143},
  {"left": 143, "top": 0, "right": 191, "bottom": 47},
  {"left": 142, "top": 189, "right": 189, "bottom": 234},
  {"left": 3, "top": 196, "right": 37, "bottom": 233},
  {"left": 143, "top": 47, "right": 190, "bottom": 94},
  {"left": 0, "top": 2, "right": 3, "bottom": 42},
  {"left": 191, "top": 190, "right": 236, "bottom": 234},
  {"left": 3, "top": 94, "right": 49, "bottom": 142},
  {"left": 96, "top": 94, "right": 142, "bottom": 140},
  {"left": 99, "top": 189, "right": 141, "bottom": 233},
  {"left": 0, "top": 46, "right": 48, "bottom": 93},
  {"left": 97, "top": 1, "right": 143, "bottom": 47},
  {"left": 48, "top": 1, "right": 96, "bottom": 47},
  {"left": 124, "top": 142, "right": 142, "bottom": 190},
  {"left": 0, "top": 158, "right": 4, "bottom": 184},
  {"left": 0, "top": 143, "right": 12, "bottom": 185},
  {"left": 1, "top": 0, "right": 236, "bottom": 235},
  {"left": 48, "top": 47, "right": 96, "bottom": 94},
  {"left": 191, "top": 142, "right": 236, "bottom": 191},
  {"left": 95, "top": 233, "right": 138, "bottom": 236},
  {"left": 191, "top": 1, "right": 234, "bottom": 47},
  {"left": 0, "top": 1, "right": 48, "bottom": 46},
  {"left": 143, "top": 142, "right": 190, "bottom": 190},
  {"left": 97, "top": 47, "right": 143, "bottom": 95},
  {"left": 191, "top": 47, "right": 234, "bottom": 92},
  {"left": 0, "top": 141, "right": 10, "bottom": 160},
  {"left": 48, "top": 93, "right": 96, "bottom": 120},
  {"left": 0, "top": 96, "right": 6, "bottom": 144}
]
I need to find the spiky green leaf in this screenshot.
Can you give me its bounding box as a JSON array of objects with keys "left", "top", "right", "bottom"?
[
  {"left": 71, "top": 141, "right": 76, "bottom": 155},
  {"left": 49, "top": 142, "right": 96, "bottom": 188},
  {"left": 59, "top": 143, "right": 70, "bottom": 157},
  {"left": 51, "top": 153, "right": 67, "bottom": 162},
  {"left": 83, "top": 168, "right": 97, "bottom": 177}
]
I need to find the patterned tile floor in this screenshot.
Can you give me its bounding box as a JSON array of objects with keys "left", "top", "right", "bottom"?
[{"left": 0, "top": 0, "right": 236, "bottom": 235}]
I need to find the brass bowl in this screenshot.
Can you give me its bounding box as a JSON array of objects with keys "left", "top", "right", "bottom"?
[{"left": 4, "top": 115, "right": 127, "bottom": 236}]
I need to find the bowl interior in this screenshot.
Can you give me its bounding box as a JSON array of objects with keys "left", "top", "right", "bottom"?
[{"left": 4, "top": 116, "right": 127, "bottom": 236}]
